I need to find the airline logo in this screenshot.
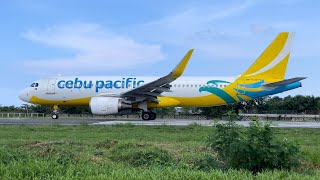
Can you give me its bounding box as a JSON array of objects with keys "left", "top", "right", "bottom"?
[{"left": 57, "top": 78, "right": 145, "bottom": 92}]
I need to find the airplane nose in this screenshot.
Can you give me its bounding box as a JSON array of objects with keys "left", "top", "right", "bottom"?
[{"left": 18, "top": 89, "right": 30, "bottom": 103}]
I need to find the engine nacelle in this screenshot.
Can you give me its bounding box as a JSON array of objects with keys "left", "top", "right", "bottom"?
[{"left": 90, "top": 97, "right": 132, "bottom": 115}]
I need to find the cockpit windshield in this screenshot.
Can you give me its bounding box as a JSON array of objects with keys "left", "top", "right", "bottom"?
[{"left": 30, "top": 83, "right": 39, "bottom": 87}]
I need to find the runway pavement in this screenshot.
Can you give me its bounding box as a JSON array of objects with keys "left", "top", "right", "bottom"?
[
  {"left": 1, "top": 118, "right": 320, "bottom": 128},
  {"left": 93, "top": 120, "right": 320, "bottom": 128}
]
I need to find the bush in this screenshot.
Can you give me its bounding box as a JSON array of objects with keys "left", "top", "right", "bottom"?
[
  {"left": 110, "top": 143, "right": 172, "bottom": 167},
  {"left": 128, "top": 149, "right": 172, "bottom": 166},
  {"left": 207, "top": 120, "right": 300, "bottom": 174},
  {"left": 194, "top": 155, "right": 223, "bottom": 171},
  {"left": 223, "top": 110, "right": 238, "bottom": 121}
]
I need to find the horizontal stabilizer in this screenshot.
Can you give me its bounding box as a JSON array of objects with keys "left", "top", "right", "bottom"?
[{"left": 262, "top": 77, "right": 306, "bottom": 90}]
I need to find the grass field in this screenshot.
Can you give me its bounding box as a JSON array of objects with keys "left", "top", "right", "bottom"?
[{"left": 0, "top": 124, "right": 320, "bottom": 179}]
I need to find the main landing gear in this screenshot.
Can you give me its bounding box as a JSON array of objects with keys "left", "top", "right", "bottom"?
[
  {"left": 142, "top": 111, "right": 156, "bottom": 121},
  {"left": 52, "top": 105, "right": 59, "bottom": 119}
]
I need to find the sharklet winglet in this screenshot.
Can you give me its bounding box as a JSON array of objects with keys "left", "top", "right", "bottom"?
[{"left": 167, "top": 49, "right": 194, "bottom": 79}]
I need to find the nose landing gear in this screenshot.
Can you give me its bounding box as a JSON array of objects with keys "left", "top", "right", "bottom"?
[
  {"left": 51, "top": 114, "right": 59, "bottom": 119},
  {"left": 52, "top": 105, "right": 59, "bottom": 119}
]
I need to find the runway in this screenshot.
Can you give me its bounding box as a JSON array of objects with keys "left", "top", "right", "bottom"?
[{"left": 1, "top": 118, "right": 320, "bottom": 128}]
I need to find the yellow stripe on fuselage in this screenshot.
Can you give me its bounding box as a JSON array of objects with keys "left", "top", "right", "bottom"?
[
  {"left": 29, "top": 93, "right": 236, "bottom": 108},
  {"left": 149, "top": 94, "right": 233, "bottom": 108},
  {"left": 30, "top": 96, "right": 91, "bottom": 106}
]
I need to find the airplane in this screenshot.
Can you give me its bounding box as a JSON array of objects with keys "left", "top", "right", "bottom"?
[{"left": 19, "top": 32, "right": 305, "bottom": 120}]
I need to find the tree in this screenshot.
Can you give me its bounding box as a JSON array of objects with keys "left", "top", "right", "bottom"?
[
  {"left": 29, "top": 105, "right": 51, "bottom": 113},
  {"left": 0, "top": 105, "right": 23, "bottom": 112},
  {"left": 207, "top": 120, "right": 300, "bottom": 174},
  {"left": 154, "top": 107, "right": 176, "bottom": 116},
  {"left": 198, "top": 103, "right": 241, "bottom": 118},
  {"left": 60, "top": 106, "right": 90, "bottom": 114}
]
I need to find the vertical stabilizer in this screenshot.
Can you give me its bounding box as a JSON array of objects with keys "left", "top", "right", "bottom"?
[{"left": 240, "top": 32, "right": 294, "bottom": 82}]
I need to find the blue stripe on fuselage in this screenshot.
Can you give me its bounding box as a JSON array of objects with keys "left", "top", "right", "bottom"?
[{"left": 235, "top": 82, "right": 301, "bottom": 99}]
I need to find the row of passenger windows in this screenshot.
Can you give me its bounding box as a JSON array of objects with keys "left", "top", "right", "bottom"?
[
  {"left": 56, "top": 83, "right": 227, "bottom": 88},
  {"left": 172, "top": 84, "right": 227, "bottom": 88},
  {"left": 125, "top": 84, "right": 227, "bottom": 88}
]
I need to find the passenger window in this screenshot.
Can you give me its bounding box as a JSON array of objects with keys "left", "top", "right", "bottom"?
[{"left": 191, "top": 85, "right": 193, "bottom": 87}]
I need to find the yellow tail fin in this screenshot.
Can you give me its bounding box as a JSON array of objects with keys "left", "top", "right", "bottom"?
[{"left": 240, "top": 32, "right": 294, "bottom": 83}]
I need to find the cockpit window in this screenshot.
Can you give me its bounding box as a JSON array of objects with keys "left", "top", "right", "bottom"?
[{"left": 30, "top": 83, "right": 39, "bottom": 87}]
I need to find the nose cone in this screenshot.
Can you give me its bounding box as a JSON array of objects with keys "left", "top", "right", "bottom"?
[{"left": 18, "top": 89, "right": 31, "bottom": 103}]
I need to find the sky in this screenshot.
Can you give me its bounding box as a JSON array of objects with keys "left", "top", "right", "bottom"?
[{"left": 0, "top": 0, "right": 319, "bottom": 106}]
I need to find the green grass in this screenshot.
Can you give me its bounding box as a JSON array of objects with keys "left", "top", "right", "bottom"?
[{"left": 0, "top": 124, "right": 320, "bottom": 179}]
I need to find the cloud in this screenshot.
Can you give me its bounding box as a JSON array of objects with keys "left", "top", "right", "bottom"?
[
  {"left": 139, "top": 0, "right": 255, "bottom": 38},
  {"left": 250, "top": 24, "right": 274, "bottom": 33},
  {"left": 132, "top": 0, "right": 259, "bottom": 59},
  {"left": 22, "top": 23, "right": 165, "bottom": 71},
  {"left": 21, "top": 1, "right": 257, "bottom": 75},
  {"left": 132, "top": 0, "right": 318, "bottom": 60}
]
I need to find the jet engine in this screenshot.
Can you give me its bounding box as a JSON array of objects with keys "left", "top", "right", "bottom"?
[{"left": 90, "top": 97, "right": 132, "bottom": 115}]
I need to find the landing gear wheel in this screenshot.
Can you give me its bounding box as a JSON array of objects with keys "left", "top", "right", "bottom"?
[
  {"left": 52, "top": 114, "right": 59, "bottom": 119},
  {"left": 142, "top": 112, "right": 157, "bottom": 121},
  {"left": 52, "top": 105, "right": 60, "bottom": 119},
  {"left": 150, "top": 112, "right": 156, "bottom": 120},
  {"left": 142, "top": 112, "right": 150, "bottom": 121}
]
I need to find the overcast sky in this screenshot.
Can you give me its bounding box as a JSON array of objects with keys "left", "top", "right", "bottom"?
[{"left": 0, "top": 0, "right": 319, "bottom": 106}]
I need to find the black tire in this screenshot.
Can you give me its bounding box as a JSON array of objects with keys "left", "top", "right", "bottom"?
[
  {"left": 150, "top": 112, "right": 156, "bottom": 120},
  {"left": 142, "top": 112, "right": 150, "bottom": 121},
  {"left": 52, "top": 114, "right": 59, "bottom": 119}
]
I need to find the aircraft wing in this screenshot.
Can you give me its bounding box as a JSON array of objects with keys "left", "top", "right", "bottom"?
[{"left": 120, "top": 49, "right": 194, "bottom": 103}]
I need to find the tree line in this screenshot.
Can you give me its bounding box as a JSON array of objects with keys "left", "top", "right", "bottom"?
[
  {"left": 197, "top": 95, "right": 320, "bottom": 117},
  {"left": 1, "top": 95, "right": 319, "bottom": 116}
]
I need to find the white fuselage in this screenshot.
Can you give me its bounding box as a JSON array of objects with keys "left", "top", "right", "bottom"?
[{"left": 19, "top": 76, "right": 235, "bottom": 102}]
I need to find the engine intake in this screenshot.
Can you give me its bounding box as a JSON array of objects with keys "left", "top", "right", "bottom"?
[{"left": 90, "top": 97, "right": 132, "bottom": 115}]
